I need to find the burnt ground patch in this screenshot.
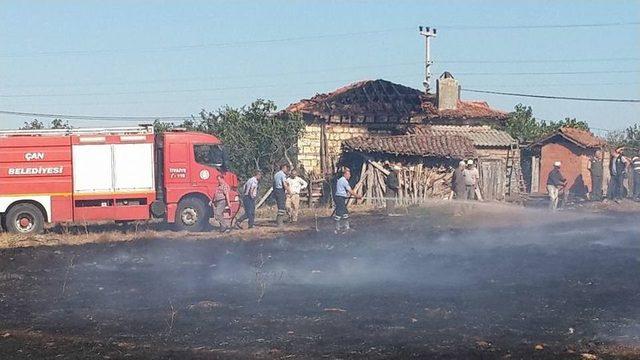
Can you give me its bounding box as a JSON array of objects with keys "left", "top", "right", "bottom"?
[{"left": 0, "top": 207, "right": 638, "bottom": 359}]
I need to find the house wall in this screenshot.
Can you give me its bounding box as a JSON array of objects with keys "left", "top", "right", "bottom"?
[
  {"left": 297, "top": 122, "right": 394, "bottom": 176},
  {"left": 539, "top": 140, "right": 594, "bottom": 196}
]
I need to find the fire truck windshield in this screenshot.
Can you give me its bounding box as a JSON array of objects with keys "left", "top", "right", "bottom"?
[{"left": 194, "top": 144, "right": 226, "bottom": 169}]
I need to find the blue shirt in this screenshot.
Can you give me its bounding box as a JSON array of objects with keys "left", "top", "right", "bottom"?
[
  {"left": 335, "top": 176, "right": 351, "bottom": 197},
  {"left": 274, "top": 170, "right": 287, "bottom": 189}
]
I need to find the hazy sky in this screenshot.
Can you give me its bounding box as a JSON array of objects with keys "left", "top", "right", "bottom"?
[{"left": 1, "top": 0, "right": 638, "bottom": 132}]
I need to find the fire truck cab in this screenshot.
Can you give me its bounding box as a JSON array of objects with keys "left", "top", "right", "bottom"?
[{"left": 0, "top": 126, "right": 240, "bottom": 234}]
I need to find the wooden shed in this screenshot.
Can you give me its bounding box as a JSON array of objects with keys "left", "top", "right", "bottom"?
[
  {"left": 530, "top": 127, "right": 606, "bottom": 197},
  {"left": 340, "top": 133, "right": 477, "bottom": 205}
]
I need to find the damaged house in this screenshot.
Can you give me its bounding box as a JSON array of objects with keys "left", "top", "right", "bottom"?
[{"left": 285, "top": 72, "right": 521, "bottom": 200}]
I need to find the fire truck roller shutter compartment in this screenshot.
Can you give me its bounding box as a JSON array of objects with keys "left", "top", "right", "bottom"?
[
  {"left": 113, "top": 143, "right": 154, "bottom": 191},
  {"left": 72, "top": 144, "right": 113, "bottom": 193},
  {"left": 72, "top": 143, "right": 154, "bottom": 193}
]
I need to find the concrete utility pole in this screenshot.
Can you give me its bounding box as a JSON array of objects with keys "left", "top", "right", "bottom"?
[{"left": 419, "top": 26, "right": 437, "bottom": 93}]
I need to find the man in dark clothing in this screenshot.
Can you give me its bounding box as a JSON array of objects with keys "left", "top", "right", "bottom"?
[
  {"left": 546, "top": 161, "right": 567, "bottom": 210},
  {"left": 632, "top": 156, "right": 640, "bottom": 199},
  {"left": 451, "top": 160, "right": 466, "bottom": 200},
  {"left": 589, "top": 150, "right": 603, "bottom": 201},
  {"left": 609, "top": 147, "right": 628, "bottom": 200},
  {"left": 385, "top": 165, "right": 400, "bottom": 215},
  {"left": 236, "top": 170, "right": 262, "bottom": 229},
  {"left": 273, "top": 164, "right": 290, "bottom": 227}
]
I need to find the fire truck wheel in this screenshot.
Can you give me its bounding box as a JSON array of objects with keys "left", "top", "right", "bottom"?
[
  {"left": 175, "top": 197, "right": 210, "bottom": 232},
  {"left": 5, "top": 203, "right": 45, "bottom": 235}
]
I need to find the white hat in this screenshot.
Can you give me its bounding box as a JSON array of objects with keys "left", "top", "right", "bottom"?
[
  {"left": 554, "top": 161, "right": 561, "bottom": 167},
  {"left": 467, "top": 159, "right": 474, "bottom": 165},
  {"left": 459, "top": 160, "right": 466, "bottom": 166}
]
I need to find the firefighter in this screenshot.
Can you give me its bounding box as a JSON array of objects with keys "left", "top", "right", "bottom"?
[
  {"left": 334, "top": 167, "right": 362, "bottom": 234},
  {"left": 273, "top": 164, "right": 290, "bottom": 227},
  {"left": 212, "top": 173, "right": 232, "bottom": 233},
  {"left": 236, "top": 170, "right": 262, "bottom": 229}
]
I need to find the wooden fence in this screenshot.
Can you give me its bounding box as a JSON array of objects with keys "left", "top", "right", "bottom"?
[{"left": 350, "top": 160, "right": 454, "bottom": 206}]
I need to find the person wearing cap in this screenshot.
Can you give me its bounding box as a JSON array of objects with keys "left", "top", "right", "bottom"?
[
  {"left": 546, "top": 161, "right": 567, "bottom": 210},
  {"left": 451, "top": 160, "right": 467, "bottom": 200},
  {"left": 385, "top": 164, "right": 400, "bottom": 215},
  {"left": 334, "top": 167, "right": 361, "bottom": 234},
  {"left": 462, "top": 159, "right": 480, "bottom": 201}
]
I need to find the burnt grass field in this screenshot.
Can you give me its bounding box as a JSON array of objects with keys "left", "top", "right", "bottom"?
[{"left": 0, "top": 204, "right": 638, "bottom": 359}]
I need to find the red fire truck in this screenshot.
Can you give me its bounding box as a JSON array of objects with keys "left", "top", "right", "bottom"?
[{"left": 0, "top": 126, "right": 240, "bottom": 234}]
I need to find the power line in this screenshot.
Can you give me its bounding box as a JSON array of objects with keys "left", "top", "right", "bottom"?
[
  {"left": 2, "top": 70, "right": 638, "bottom": 98},
  {"left": 462, "top": 88, "right": 640, "bottom": 103},
  {"left": 438, "top": 21, "right": 640, "bottom": 29},
  {"left": 0, "top": 110, "right": 192, "bottom": 121},
  {"left": 2, "top": 57, "right": 638, "bottom": 90},
  {"left": 2, "top": 21, "right": 638, "bottom": 57}
]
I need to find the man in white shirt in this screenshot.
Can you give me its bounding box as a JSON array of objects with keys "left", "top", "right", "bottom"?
[
  {"left": 462, "top": 160, "right": 480, "bottom": 201},
  {"left": 285, "top": 169, "right": 308, "bottom": 223}
]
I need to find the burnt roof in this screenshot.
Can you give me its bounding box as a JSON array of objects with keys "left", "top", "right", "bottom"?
[
  {"left": 407, "top": 125, "right": 517, "bottom": 147},
  {"left": 343, "top": 134, "right": 476, "bottom": 159},
  {"left": 533, "top": 127, "right": 606, "bottom": 149},
  {"left": 285, "top": 79, "right": 508, "bottom": 125}
]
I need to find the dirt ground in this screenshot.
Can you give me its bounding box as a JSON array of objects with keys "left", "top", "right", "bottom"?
[{"left": 0, "top": 201, "right": 639, "bottom": 359}]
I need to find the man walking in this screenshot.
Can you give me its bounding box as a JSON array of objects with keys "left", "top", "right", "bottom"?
[
  {"left": 609, "top": 147, "right": 628, "bottom": 200},
  {"left": 334, "top": 168, "right": 361, "bottom": 234},
  {"left": 236, "top": 170, "right": 262, "bottom": 229},
  {"left": 285, "top": 169, "right": 308, "bottom": 223},
  {"left": 273, "top": 164, "right": 290, "bottom": 227},
  {"left": 385, "top": 165, "right": 400, "bottom": 215},
  {"left": 588, "top": 150, "right": 603, "bottom": 201},
  {"left": 632, "top": 155, "right": 640, "bottom": 200},
  {"left": 212, "top": 173, "right": 232, "bottom": 232},
  {"left": 546, "top": 161, "right": 566, "bottom": 210},
  {"left": 451, "top": 160, "right": 466, "bottom": 200},
  {"left": 462, "top": 160, "right": 480, "bottom": 201}
]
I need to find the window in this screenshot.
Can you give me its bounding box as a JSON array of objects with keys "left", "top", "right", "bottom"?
[{"left": 194, "top": 144, "right": 225, "bottom": 168}]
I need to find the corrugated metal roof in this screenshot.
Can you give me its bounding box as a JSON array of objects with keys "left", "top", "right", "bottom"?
[
  {"left": 343, "top": 134, "right": 476, "bottom": 159},
  {"left": 407, "top": 125, "right": 516, "bottom": 147}
]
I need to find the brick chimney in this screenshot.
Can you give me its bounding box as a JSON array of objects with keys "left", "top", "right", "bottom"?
[{"left": 436, "top": 71, "right": 459, "bottom": 110}]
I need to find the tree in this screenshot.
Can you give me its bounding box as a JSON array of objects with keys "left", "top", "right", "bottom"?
[
  {"left": 20, "top": 119, "right": 45, "bottom": 130},
  {"left": 198, "top": 99, "right": 305, "bottom": 180},
  {"left": 50, "top": 119, "right": 71, "bottom": 129},
  {"left": 19, "top": 119, "right": 72, "bottom": 130},
  {"left": 504, "top": 104, "right": 590, "bottom": 142},
  {"left": 607, "top": 124, "right": 640, "bottom": 151}
]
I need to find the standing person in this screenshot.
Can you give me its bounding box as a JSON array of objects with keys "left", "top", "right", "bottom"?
[
  {"left": 273, "top": 164, "right": 290, "bottom": 227},
  {"left": 588, "top": 150, "right": 604, "bottom": 201},
  {"left": 285, "top": 169, "right": 308, "bottom": 223},
  {"left": 236, "top": 170, "right": 262, "bottom": 229},
  {"left": 385, "top": 165, "right": 400, "bottom": 215},
  {"left": 451, "top": 160, "right": 466, "bottom": 200},
  {"left": 211, "top": 173, "right": 232, "bottom": 232},
  {"left": 546, "top": 161, "right": 566, "bottom": 210},
  {"left": 609, "top": 147, "right": 629, "bottom": 200},
  {"left": 632, "top": 155, "right": 640, "bottom": 200},
  {"left": 333, "top": 168, "right": 361, "bottom": 234},
  {"left": 462, "top": 160, "right": 480, "bottom": 201}
]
